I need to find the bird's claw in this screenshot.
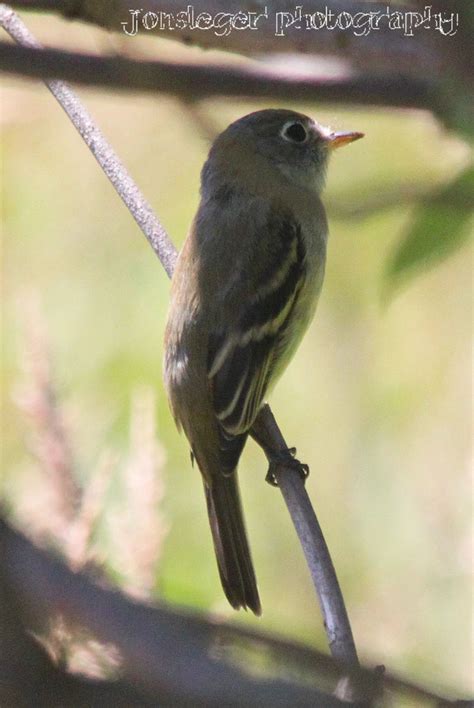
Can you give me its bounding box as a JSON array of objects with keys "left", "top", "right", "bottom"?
[{"left": 265, "top": 447, "right": 310, "bottom": 487}]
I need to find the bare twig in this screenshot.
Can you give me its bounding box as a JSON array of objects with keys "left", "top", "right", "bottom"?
[
  {"left": 1, "top": 4, "right": 358, "bottom": 667},
  {"left": 251, "top": 404, "right": 358, "bottom": 666},
  {"left": 0, "top": 6, "right": 177, "bottom": 277}
]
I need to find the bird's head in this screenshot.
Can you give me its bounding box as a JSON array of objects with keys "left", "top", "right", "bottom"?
[{"left": 202, "top": 109, "right": 364, "bottom": 196}]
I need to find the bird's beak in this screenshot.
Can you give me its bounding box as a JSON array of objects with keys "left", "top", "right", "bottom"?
[{"left": 326, "top": 131, "right": 364, "bottom": 150}]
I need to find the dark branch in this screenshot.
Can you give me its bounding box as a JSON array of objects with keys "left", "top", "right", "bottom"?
[
  {"left": 0, "top": 41, "right": 440, "bottom": 112},
  {"left": 0, "top": 518, "right": 350, "bottom": 707},
  {"left": 0, "top": 517, "right": 463, "bottom": 706},
  {"left": 4, "top": 0, "right": 444, "bottom": 72}
]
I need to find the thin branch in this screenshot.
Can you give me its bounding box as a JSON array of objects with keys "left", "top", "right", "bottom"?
[
  {"left": 0, "top": 7, "right": 177, "bottom": 277},
  {"left": 251, "top": 405, "right": 358, "bottom": 666},
  {"left": 1, "top": 4, "right": 359, "bottom": 667},
  {"left": 0, "top": 39, "right": 440, "bottom": 114}
]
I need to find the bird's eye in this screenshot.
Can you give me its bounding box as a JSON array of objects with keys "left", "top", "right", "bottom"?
[{"left": 281, "top": 121, "right": 308, "bottom": 144}]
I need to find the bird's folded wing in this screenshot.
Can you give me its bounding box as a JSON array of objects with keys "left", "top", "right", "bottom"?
[{"left": 207, "top": 213, "right": 306, "bottom": 443}]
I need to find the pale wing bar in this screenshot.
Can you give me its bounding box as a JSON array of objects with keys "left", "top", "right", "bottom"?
[{"left": 208, "top": 215, "right": 306, "bottom": 446}]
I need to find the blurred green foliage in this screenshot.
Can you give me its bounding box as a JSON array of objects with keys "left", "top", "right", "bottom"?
[
  {"left": 1, "top": 15, "right": 473, "bottom": 700},
  {"left": 386, "top": 164, "right": 473, "bottom": 294}
]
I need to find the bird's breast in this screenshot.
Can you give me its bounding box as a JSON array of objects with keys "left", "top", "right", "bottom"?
[{"left": 266, "top": 214, "right": 327, "bottom": 390}]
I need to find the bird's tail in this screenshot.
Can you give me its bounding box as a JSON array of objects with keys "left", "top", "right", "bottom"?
[{"left": 204, "top": 473, "right": 261, "bottom": 615}]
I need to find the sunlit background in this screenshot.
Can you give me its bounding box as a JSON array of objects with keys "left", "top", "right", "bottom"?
[{"left": 2, "top": 14, "right": 472, "bottom": 698}]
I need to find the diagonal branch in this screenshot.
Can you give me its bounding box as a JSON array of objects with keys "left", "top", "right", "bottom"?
[
  {"left": 251, "top": 405, "right": 357, "bottom": 665},
  {"left": 1, "top": 4, "right": 358, "bottom": 667},
  {"left": 1, "top": 7, "right": 177, "bottom": 277},
  {"left": 0, "top": 518, "right": 354, "bottom": 707},
  {"left": 2, "top": 517, "right": 464, "bottom": 706}
]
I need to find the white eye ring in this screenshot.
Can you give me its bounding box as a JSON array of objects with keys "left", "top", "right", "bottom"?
[{"left": 280, "top": 120, "right": 308, "bottom": 144}]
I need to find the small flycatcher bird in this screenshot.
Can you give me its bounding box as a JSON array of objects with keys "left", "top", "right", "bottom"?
[{"left": 164, "top": 109, "right": 363, "bottom": 615}]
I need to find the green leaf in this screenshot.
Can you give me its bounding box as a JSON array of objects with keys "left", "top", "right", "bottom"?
[{"left": 385, "top": 164, "right": 474, "bottom": 295}]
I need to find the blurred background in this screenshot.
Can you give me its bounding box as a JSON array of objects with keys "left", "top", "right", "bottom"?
[{"left": 2, "top": 12, "right": 472, "bottom": 699}]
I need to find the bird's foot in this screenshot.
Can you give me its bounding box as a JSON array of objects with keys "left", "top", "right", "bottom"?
[{"left": 265, "top": 447, "right": 310, "bottom": 487}]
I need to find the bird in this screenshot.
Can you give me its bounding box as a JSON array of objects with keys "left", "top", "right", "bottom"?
[{"left": 163, "top": 109, "right": 363, "bottom": 615}]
